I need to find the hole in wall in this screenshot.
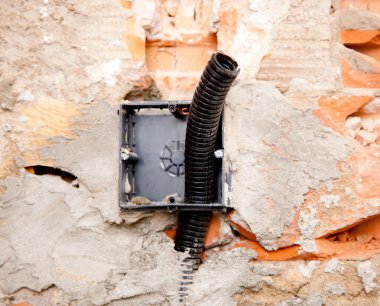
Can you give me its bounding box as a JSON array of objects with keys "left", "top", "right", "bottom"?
[
  {"left": 25, "top": 165, "right": 79, "bottom": 188},
  {"left": 325, "top": 214, "right": 380, "bottom": 244},
  {"left": 341, "top": 31, "right": 380, "bottom": 74},
  {"left": 124, "top": 77, "right": 162, "bottom": 101},
  {"left": 344, "top": 37, "right": 380, "bottom": 63}
]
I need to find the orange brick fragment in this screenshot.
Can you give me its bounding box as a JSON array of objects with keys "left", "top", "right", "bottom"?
[
  {"left": 315, "top": 238, "right": 380, "bottom": 260},
  {"left": 204, "top": 213, "right": 222, "bottom": 248},
  {"left": 341, "top": 30, "right": 380, "bottom": 46},
  {"left": 124, "top": 17, "right": 145, "bottom": 61},
  {"left": 314, "top": 96, "right": 372, "bottom": 134},
  {"left": 226, "top": 210, "right": 257, "bottom": 241},
  {"left": 164, "top": 227, "right": 176, "bottom": 240},
  {"left": 218, "top": 8, "right": 238, "bottom": 51},
  {"left": 119, "top": 0, "right": 132, "bottom": 9},
  {"left": 350, "top": 148, "right": 380, "bottom": 199},
  {"left": 204, "top": 213, "right": 233, "bottom": 249},
  {"left": 341, "top": 59, "right": 380, "bottom": 88}
]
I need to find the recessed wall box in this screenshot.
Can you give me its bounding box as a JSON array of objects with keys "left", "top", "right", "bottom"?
[{"left": 118, "top": 100, "right": 228, "bottom": 212}]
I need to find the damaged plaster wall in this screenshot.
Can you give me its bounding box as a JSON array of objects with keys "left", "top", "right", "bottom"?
[
  {"left": 224, "top": 82, "right": 350, "bottom": 250},
  {"left": 1, "top": 0, "right": 380, "bottom": 305}
]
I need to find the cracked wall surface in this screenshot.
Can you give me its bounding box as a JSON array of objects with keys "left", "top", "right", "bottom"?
[{"left": 1, "top": 0, "right": 380, "bottom": 305}]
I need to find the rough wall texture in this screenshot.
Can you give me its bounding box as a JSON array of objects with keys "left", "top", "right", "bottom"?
[{"left": 1, "top": 0, "right": 380, "bottom": 305}]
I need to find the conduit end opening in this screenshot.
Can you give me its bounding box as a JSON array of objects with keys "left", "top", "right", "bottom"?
[{"left": 215, "top": 52, "right": 239, "bottom": 72}]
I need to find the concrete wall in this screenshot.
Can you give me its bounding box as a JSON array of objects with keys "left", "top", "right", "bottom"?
[{"left": 1, "top": 0, "right": 380, "bottom": 305}]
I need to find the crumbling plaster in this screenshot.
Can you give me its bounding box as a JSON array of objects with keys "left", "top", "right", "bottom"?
[
  {"left": 224, "top": 82, "right": 350, "bottom": 250},
  {"left": 1, "top": 0, "right": 380, "bottom": 305}
]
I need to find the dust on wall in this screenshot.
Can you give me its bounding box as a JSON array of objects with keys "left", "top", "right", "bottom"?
[{"left": 1, "top": 0, "right": 380, "bottom": 305}]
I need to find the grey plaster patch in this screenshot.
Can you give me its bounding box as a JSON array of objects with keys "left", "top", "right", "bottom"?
[
  {"left": 252, "top": 263, "right": 281, "bottom": 276},
  {"left": 325, "top": 179, "right": 333, "bottom": 192},
  {"left": 277, "top": 297, "right": 304, "bottom": 306},
  {"left": 0, "top": 175, "right": 78, "bottom": 293},
  {"left": 52, "top": 225, "right": 143, "bottom": 304},
  {"left": 224, "top": 82, "right": 350, "bottom": 249},
  {"left": 324, "top": 259, "right": 344, "bottom": 273},
  {"left": 39, "top": 102, "right": 121, "bottom": 223},
  {"left": 0, "top": 170, "right": 178, "bottom": 304},
  {"left": 105, "top": 234, "right": 182, "bottom": 306},
  {"left": 305, "top": 294, "right": 325, "bottom": 306},
  {"left": 341, "top": 46, "right": 380, "bottom": 74},
  {"left": 336, "top": 8, "right": 380, "bottom": 30},
  {"left": 299, "top": 205, "right": 320, "bottom": 239},
  {"left": 324, "top": 283, "right": 345, "bottom": 296},
  {"left": 357, "top": 261, "right": 377, "bottom": 294},
  {"left": 0, "top": 0, "right": 133, "bottom": 108},
  {"left": 298, "top": 240, "right": 317, "bottom": 254},
  {"left": 0, "top": 237, "right": 13, "bottom": 269},
  {"left": 319, "top": 194, "right": 340, "bottom": 208},
  {"left": 344, "top": 187, "right": 352, "bottom": 196},
  {"left": 299, "top": 261, "right": 318, "bottom": 278},
  {"left": 188, "top": 249, "right": 260, "bottom": 306}
]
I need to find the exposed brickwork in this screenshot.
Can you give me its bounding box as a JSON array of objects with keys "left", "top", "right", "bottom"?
[{"left": 340, "top": 30, "right": 380, "bottom": 88}]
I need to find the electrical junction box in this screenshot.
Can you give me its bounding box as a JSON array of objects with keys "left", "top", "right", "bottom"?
[{"left": 118, "top": 100, "right": 230, "bottom": 212}]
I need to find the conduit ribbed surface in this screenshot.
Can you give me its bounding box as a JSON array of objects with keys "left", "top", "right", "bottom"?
[{"left": 174, "top": 52, "right": 240, "bottom": 303}]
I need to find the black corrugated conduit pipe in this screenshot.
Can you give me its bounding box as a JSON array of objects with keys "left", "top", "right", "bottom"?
[{"left": 174, "top": 52, "right": 240, "bottom": 302}]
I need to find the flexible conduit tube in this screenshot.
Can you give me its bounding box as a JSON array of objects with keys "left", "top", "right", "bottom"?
[{"left": 174, "top": 52, "right": 240, "bottom": 302}]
